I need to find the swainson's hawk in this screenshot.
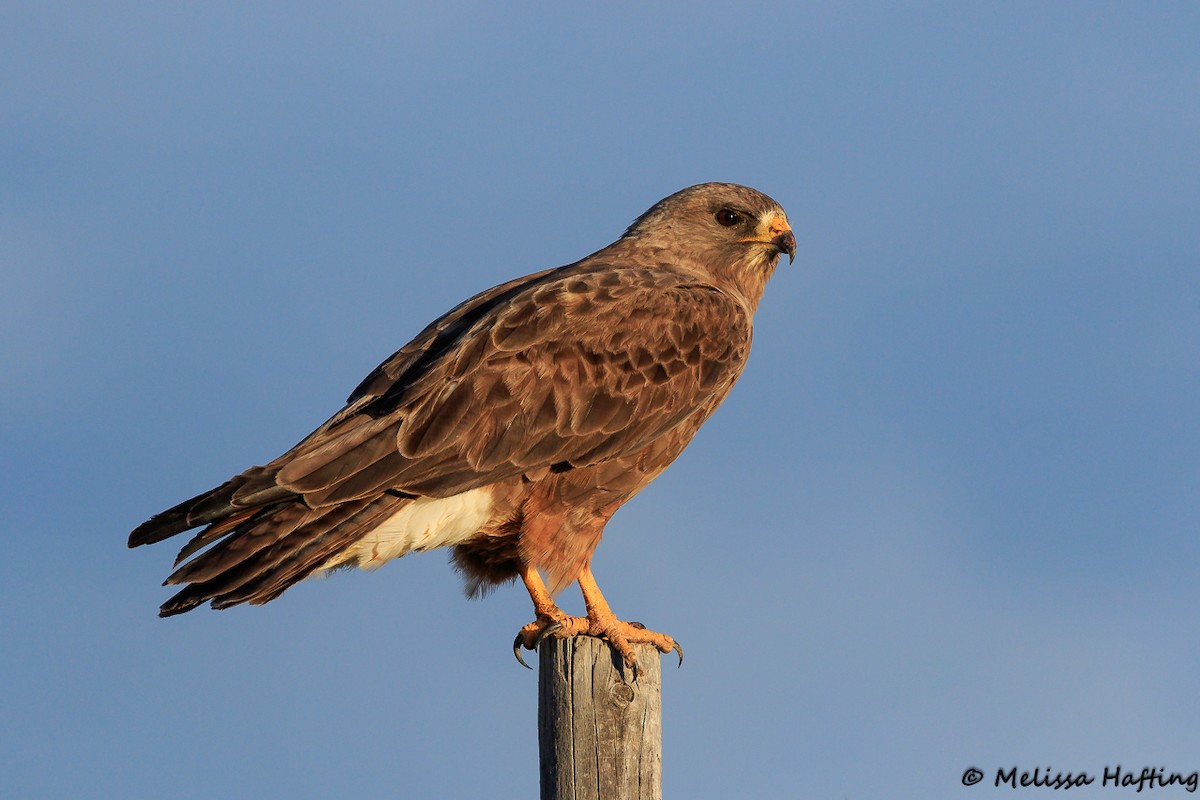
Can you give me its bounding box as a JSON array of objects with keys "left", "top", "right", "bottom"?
[{"left": 129, "top": 182, "right": 795, "bottom": 675}]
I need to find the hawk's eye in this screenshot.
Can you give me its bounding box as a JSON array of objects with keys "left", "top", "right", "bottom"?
[{"left": 715, "top": 209, "right": 741, "bottom": 227}]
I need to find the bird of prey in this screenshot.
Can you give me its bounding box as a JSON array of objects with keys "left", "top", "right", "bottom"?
[{"left": 129, "top": 182, "right": 795, "bottom": 676}]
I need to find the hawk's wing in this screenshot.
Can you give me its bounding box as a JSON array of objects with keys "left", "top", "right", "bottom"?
[{"left": 270, "top": 263, "right": 752, "bottom": 506}]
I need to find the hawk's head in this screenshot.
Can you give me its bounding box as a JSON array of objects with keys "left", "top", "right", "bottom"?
[{"left": 621, "top": 182, "right": 795, "bottom": 308}]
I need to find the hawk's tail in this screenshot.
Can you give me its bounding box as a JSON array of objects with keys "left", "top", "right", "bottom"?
[
  {"left": 128, "top": 468, "right": 289, "bottom": 549},
  {"left": 129, "top": 470, "right": 406, "bottom": 616}
]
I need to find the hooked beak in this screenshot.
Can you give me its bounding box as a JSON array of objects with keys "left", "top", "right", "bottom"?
[
  {"left": 739, "top": 212, "right": 796, "bottom": 264},
  {"left": 773, "top": 229, "right": 797, "bottom": 264}
]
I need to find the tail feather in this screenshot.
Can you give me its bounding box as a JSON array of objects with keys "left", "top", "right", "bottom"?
[
  {"left": 128, "top": 467, "right": 294, "bottom": 550},
  {"left": 217, "top": 496, "right": 402, "bottom": 608},
  {"left": 157, "top": 493, "right": 407, "bottom": 617},
  {"left": 127, "top": 478, "right": 244, "bottom": 548},
  {"left": 165, "top": 503, "right": 316, "bottom": 585},
  {"left": 172, "top": 509, "right": 260, "bottom": 567}
]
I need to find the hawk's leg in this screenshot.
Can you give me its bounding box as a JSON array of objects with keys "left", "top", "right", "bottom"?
[
  {"left": 512, "top": 564, "right": 590, "bottom": 669},
  {"left": 513, "top": 562, "right": 683, "bottom": 679},
  {"left": 576, "top": 565, "right": 683, "bottom": 679}
]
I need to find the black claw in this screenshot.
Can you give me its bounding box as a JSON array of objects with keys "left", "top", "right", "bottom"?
[
  {"left": 534, "top": 621, "right": 563, "bottom": 650},
  {"left": 672, "top": 640, "right": 684, "bottom": 668},
  {"left": 513, "top": 621, "right": 565, "bottom": 670},
  {"left": 513, "top": 633, "right": 532, "bottom": 670}
]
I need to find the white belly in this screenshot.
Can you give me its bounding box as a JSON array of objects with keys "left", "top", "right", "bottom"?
[{"left": 320, "top": 487, "right": 495, "bottom": 572}]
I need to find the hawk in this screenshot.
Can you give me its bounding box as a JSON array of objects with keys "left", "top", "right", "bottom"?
[{"left": 129, "top": 182, "right": 795, "bottom": 676}]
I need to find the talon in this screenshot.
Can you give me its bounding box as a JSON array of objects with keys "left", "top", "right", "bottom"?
[
  {"left": 515, "top": 564, "right": 680, "bottom": 678},
  {"left": 514, "top": 619, "right": 567, "bottom": 670},
  {"left": 534, "top": 620, "right": 563, "bottom": 650},
  {"left": 513, "top": 632, "right": 532, "bottom": 670}
]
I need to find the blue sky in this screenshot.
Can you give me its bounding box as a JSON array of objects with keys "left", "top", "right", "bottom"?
[{"left": 3, "top": 3, "right": 1198, "bottom": 797}]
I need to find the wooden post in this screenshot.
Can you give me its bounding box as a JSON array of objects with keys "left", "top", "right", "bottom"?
[{"left": 537, "top": 637, "right": 663, "bottom": 800}]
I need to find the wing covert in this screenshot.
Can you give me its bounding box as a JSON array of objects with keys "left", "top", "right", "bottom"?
[{"left": 274, "top": 265, "right": 751, "bottom": 504}]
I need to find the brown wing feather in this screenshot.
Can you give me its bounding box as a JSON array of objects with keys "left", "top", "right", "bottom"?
[{"left": 274, "top": 265, "right": 751, "bottom": 503}]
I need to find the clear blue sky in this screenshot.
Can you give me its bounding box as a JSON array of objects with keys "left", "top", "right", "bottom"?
[{"left": 3, "top": 3, "right": 1198, "bottom": 798}]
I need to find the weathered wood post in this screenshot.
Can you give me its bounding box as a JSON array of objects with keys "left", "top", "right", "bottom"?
[{"left": 538, "top": 637, "right": 663, "bottom": 800}]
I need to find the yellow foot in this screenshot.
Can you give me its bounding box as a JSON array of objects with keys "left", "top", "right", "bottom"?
[{"left": 513, "top": 613, "right": 683, "bottom": 680}]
